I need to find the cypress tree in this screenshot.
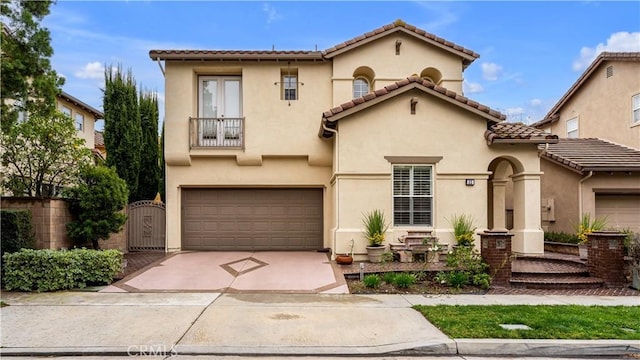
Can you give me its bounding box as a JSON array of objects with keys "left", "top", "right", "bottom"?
[
  {"left": 103, "top": 66, "right": 141, "bottom": 203},
  {"left": 137, "top": 91, "right": 160, "bottom": 201}
]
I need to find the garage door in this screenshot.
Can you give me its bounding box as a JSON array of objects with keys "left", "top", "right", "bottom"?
[
  {"left": 182, "top": 188, "right": 323, "bottom": 250},
  {"left": 595, "top": 194, "right": 640, "bottom": 233}
]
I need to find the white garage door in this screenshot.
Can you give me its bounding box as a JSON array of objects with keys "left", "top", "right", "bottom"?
[{"left": 595, "top": 194, "right": 640, "bottom": 233}]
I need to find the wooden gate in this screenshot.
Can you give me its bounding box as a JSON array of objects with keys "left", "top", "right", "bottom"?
[{"left": 128, "top": 200, "right": 166, "bottom": 251}]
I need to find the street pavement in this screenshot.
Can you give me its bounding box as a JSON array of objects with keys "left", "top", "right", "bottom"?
[{"left": 1, "top": 291, "right": 638, "bottom": 358}]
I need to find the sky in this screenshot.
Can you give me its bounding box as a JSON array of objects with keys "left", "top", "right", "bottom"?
[{"left": 43, "top": 1, "right": 640, "bottom": 129}]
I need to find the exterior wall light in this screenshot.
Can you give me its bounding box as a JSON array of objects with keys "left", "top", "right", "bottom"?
[{"left": 465, "top": 179, "right": 475, "bottom": 186}]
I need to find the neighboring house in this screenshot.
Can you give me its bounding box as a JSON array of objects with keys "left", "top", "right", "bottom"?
[
  {"left": 150, "top": 20, "right": 558, "bottom": 257},
  {"left": 56, "top": 91, "right": 104, "bottom": 153},
  {"left": 532, "top": 52, "right": 640, "bottom": 233}
]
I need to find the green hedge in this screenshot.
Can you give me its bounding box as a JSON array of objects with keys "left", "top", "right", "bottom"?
[
  {"left": 544, "top": 231, "right": 580, "bottom": 244},
  {"left": 1, "top": 209, "right": 36, "bottom": 257},
  {"left": 2, "top": 248, "right": 123, "bottom": 291}
]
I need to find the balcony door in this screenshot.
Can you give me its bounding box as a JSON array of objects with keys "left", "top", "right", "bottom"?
[{"left": 198, "top": 76, "right": 242, "bottom": 147}]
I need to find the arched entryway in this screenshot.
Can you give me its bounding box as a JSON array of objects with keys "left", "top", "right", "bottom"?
[{"left": 488, "top": 156, "right": 544, "bottom": 255}]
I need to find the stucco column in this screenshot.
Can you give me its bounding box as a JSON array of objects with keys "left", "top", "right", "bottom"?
[
  {"left": 511, "top": 172, "right": 544, "bottom": 255},
  {"left": 490, "top": 179, "right": 509, "bottom": 231}
]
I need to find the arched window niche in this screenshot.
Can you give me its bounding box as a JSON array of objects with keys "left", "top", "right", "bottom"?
[
  {"left": 352, "top": 66, "right": 375, "bottom": 98},
  {"left": 419, "top": 67, "right": 443, "bottom": 85}
]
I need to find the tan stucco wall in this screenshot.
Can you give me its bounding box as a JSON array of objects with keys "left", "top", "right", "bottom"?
[
  {"left": 331, "top": 32, "right": 464, "bottom": 105},
  {"left": 540, "top": 160, "right": 581, "bottom": 234},
  {"left": 56, "top": 99, "right": 97, "bottom": 150},
  {"left": 549, "top": 61, "right": 640, "bottom": 148},
  {"left": 163, "top": 61, "right": 334, "bottom": 166},
  {"left": 331, "top": 90, "right": 544, "bottom": 256}
]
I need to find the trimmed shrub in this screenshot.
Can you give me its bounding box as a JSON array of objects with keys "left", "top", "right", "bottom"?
[
  {"left": 1, "top": 209, "right": 36, "bottom": 257},
  {"left": 2, "top": 248, "right": 123, "bottom": 291},
  {"left": 382, "top": 272, "right": 397, "bottom": 284},
  {"left": 544, "top": 231, "right": 580, "bottom": 244}
]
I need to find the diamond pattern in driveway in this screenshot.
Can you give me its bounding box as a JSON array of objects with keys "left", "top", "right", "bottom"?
[{"left": 102, "top": 251, "right": 348, "bottom": 294}]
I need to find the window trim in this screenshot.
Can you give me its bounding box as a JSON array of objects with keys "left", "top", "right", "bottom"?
[
  {"left": 392, "top": 164, "right": 434, "bottom": 227},
  {"left": 283, "top": 74, "right": 298, "bottom": 101},
  {"left": 566, "top": 117, "right": 578, "bottom": 138},
  {"left": 632, "top": 93, "right": 640, "bottom": 125}
]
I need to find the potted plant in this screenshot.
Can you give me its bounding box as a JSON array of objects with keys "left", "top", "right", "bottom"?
[
  {"left": 449, "top": 214, "right": 476, "bottom": 247},
  {"left": 362, "top": 209, "right": 388, "bottom": 263},
  {"left": 336, "top": 239, "right": 354, "bottom": 265},
  {"left": 575, "top": 214, "right": 607, "bottom": 260}
]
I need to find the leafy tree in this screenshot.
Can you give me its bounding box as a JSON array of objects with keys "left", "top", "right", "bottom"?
[
  {"left": 65, "top": 165, "right": 128, "bottom": 250},
  {"left": 103, "top": 65, "right": 141, "bottom": 203},
  {"left": 137, "top": 91, "right": 160, "bottom": 200},
  {"left": 1, "top": 0, "right": 64, "bottom": 131},
  {"left": 1, "top": 111, "right": 92, "bottom": 197}
]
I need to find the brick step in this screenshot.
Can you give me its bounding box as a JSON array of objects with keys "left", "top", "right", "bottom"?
[
  {"left": 512, "top": 270, "right": 591, "bottom": 278},
  {"left": 511, "top": 258, "right": 588, "bottom": 276},
  {"left": 510, "top": 276, "right": 604, "bottom": 290}
]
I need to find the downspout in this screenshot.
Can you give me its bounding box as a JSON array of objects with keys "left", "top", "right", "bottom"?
[
  {"left": 321, "top": 122, "right": 339, "bottom": 257},
  {"left": 578, "top": 171, "right": 594, "bottom": 218}
]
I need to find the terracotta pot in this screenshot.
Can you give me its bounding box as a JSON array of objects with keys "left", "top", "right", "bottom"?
[{"left": 336, "top": 255, "right": 353, "bottom": 265}]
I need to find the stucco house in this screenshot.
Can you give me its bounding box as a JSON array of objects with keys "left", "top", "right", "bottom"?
[
  {"left": 56, "top": 91, "right": 104, "bottom": 160},
  {"left": 532, "top": 52, "right": 640, "bottom": 234},
  {"left": 150, "top": 20, "right": 557, "bottom": 258}
]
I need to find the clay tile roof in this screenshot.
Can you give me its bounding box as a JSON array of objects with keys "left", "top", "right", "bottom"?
[
  {"left": 531, "top": 52, "right": 640, "bottom": 128},
  {"left": 485, "top": 122, "right": 559, "bottom": 145},
  {"left": 320, "top": 76, "right": 506, "bottom": 138},
  {"left": 539, "top": 138, "right": 640, "bottom": 173},
  {"left": 322, "top": 20, "right": 479, "bottom": 66},
  {"left": 149, "top": 49, "right": 324, "bottom": 61},
  {"left": 94, "top": 131, "right": 104, "bottom": 147}
]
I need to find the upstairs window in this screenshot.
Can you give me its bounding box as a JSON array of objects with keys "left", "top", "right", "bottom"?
[
  {"left": 280, "top": 68, "right": 298, "bottom": 101},
  {"left": 633, "top": 94, "right": 640, "bottom": 125},
  {"left": 353, "top": 77, "right": 369, "bottom": 98},
  {"left": 75, "top": 113, "right": 84, "bottom": 131},
  {"left": 393, "top": 165, "right": 433, "bottom": 226},
  {"left": 61, "top": 105, "right": 72, "bottom": 118},
  {"left": 566, "top": 117, "right": 578, "bottom": 138}
]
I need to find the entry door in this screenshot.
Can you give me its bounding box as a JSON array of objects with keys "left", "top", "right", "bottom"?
[{"left": 198, "top": 76, "right": 242, "bottom": 146}]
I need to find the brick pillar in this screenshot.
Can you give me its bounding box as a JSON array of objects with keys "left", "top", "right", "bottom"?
[
  {"left": 586, "top": 231, "right": 626, "bottom": 286},
  {"left": 480, "top": 230, "right": 514, "bottom": 287}
]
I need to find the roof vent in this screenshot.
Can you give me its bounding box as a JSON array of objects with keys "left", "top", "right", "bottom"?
[{"left": 606, "top": 65, "right": 613, "bottom": 78}]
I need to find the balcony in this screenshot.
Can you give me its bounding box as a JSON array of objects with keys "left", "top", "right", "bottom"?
[{"left": 190, "top": 117, "right": 244, "bottom": 148}]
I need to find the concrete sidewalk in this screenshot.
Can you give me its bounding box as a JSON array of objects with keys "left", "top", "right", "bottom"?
[{"left": 1, "top": 292, "right": 638, "bottom": 357}]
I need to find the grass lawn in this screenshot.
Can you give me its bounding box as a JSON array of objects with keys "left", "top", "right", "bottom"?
[{"left": 413, "top": 305, "right": 640, "bottom": 340}]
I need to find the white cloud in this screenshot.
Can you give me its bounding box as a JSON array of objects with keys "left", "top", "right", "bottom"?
[
  {"left": 572, "top": 32, "right": 640, "bottom": 71},
  {"left": 263, "top": 3, "right": 283, "bottom": 25},
  {"left": 481, "top": 62, "right": 503, "bottom": 81},
  {"left": 505, "top": 107, "right": 525, "bottom": 115},
  {"left": 74, "top": 61, "right": 104, "bottom": 79},
  {"left": 414, "top": 1, "right": 458, "bottom": 31},
  {"left": 463, "top": 81, "right": 484, "bottom": 94},
  {"left": 530, "top": 98, "right": 542, "bottom": 106}
]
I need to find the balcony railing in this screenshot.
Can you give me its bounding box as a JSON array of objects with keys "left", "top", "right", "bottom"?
[{"left": 190, "top": 117, "right": 244, "bottom": 148}]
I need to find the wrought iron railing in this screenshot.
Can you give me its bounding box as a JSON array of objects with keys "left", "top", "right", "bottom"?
[{"left": 190, "top": 117, "right": 244, "bottom": 148}]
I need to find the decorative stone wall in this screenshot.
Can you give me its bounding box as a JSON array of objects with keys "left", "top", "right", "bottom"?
[
  {"left": 586, "top": 231, "right": 626, "bottom": 286},
  {"left": 1, "top": 197, "right": 127, "bottom": 252},
  {"left": 480, "top": 230, "right": 514, "bottom": 287}
]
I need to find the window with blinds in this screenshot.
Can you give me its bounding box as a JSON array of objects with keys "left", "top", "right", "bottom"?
[{"left": 393, "top": 165, "right": 433, "bottom": 226}]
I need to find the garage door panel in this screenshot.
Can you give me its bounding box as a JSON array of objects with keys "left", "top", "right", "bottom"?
[
  {"left": 182, "top": 189, "right": 323, "bottom": 250},
  {"left": 596, "top": 195, "right": 640, "bottom": 233}
]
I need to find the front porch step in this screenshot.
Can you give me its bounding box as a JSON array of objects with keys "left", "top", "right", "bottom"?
[
  {"left": 512, "top": 258, "right": 589, "bottom": 277},
  {"left": 510, "top": 275, "right": 604, "bottom": 290}
]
